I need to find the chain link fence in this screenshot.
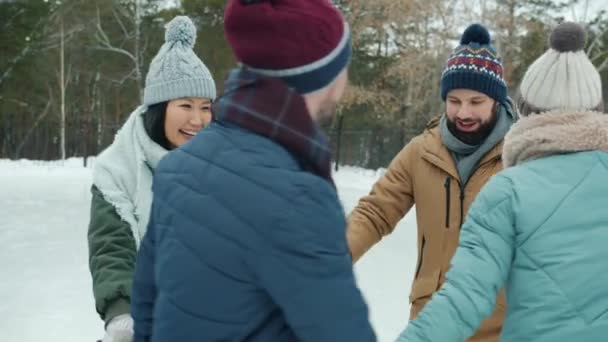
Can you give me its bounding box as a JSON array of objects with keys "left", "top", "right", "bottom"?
[{"left": 3, "top": 119, "right": 421, "bottom": 170}]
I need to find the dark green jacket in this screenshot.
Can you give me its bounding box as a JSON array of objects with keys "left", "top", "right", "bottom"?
[{"left": 88, "top": 185, "right": 137, "bottom": 323}]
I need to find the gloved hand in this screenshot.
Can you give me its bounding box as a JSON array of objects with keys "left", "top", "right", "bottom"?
[{"left": 102, "top": 314, "right": 134, "bottom": 342}]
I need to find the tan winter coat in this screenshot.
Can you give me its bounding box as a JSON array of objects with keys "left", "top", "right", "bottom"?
[{"left": 347, "top": 119, "right": 506, "bottom": 342}]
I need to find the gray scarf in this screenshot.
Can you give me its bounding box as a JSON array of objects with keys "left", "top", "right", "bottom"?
[{"left": 441, "top": 101, "right": 516, "bottom": 185}]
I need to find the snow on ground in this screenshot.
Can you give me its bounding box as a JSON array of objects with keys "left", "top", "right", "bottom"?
[{"left": 0, "top": 159, "right": 417, "bottom": 342}]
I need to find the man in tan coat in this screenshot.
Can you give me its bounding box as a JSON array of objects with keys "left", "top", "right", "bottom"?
[{"left": 347, "top": 24, "right": 517, "bottom": 342}]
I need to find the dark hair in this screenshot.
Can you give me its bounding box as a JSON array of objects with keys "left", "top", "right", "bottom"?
[{"left": 143, "top": 101, "right": 173, "bottom": 150}]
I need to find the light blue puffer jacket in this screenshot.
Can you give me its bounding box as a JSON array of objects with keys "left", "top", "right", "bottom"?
[{"left": 397, "top": 111, "right": 608, "bottom": 342}]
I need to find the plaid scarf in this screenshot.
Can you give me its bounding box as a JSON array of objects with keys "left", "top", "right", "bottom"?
[{"left": 212, "top": 68, "right": 334, "bottom": 184}]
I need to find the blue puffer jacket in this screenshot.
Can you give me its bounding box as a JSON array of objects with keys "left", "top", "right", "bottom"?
[
  {"left": 397, "top": 111, "right": 608, "bottom": 342},
  {"left": 131, "top": 122, "right": 375, "bottom": 342}
]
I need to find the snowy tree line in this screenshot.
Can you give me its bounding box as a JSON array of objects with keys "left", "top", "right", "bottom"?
[{"left": 1, "top": 0, "right": 607, "bottom": 168}]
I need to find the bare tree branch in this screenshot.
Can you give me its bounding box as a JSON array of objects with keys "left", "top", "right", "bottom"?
[
  {"left": 91, "top": 1, "right": 143, "bottom": 99},
  {"left": 114, "top": 68, "right": 137, "bottom": 85},
  {"left": 0, "top": 45, "right": 31, "bottom": 86},
  {"left": 595, "top": 53, "right": 608, "bottom": 72},
  {"left": 89, "top": 46, "right": 137, "bottom": 63},
  {"left": 3, "top": 8, "right": 24, "bottom": 31},
  {"left": 111, "top": 6, "right": 130, "bottom": 38},
  {"left": 38, "top": 25, "right": 83, "bottom": 51},
  {"left": 0, "top": 14, "right": 49, "bottom": 86},
  {"left": 94, "top": 6, "right": 114, "bottom": 48},
  {"left": 586, "top": 24, "right": 608, "bottom": 56},
  {"left": 14, "top": 86, "right": 53, "bottom": 159}
]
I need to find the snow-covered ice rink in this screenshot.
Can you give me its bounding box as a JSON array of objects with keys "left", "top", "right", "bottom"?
[{"left": 0, "top": 159, "right": 417, "bottom": 342}]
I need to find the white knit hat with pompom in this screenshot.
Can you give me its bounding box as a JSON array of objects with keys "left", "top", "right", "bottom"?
[
  {"left": 143, "top": 16, "right": 216, "bottom": 105},
  {"left": 518, "top": 22, "right": 603, "bottom": 115}
]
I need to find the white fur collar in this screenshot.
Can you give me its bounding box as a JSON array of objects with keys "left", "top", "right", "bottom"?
[{"left": 503, "top": 110, "right": 608, "bottom": 168}]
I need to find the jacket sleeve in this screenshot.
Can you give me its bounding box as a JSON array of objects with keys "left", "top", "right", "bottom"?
[
  {"left": 396, "top": 174, "right": 516, "bottom": 342},
  {"left": 88, "top": 185, "right": 137, "bottom": 323},
  {"left": 347, "top": 140, "right": 416, "bottom": 261},
  {"left": 254, "top": 181, "right": 376, "bottom": 342},
  {"left": 131, "top": 199, "right": 158, "bottom": 342}
]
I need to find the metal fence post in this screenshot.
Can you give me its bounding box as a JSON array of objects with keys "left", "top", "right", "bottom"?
[{"left": 334, "top": 113, "right": 345, "bottom": 172}]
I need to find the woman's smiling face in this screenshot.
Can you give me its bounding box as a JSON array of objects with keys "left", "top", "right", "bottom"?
[{"left": 164, "top": 97, "right": 213, "bottom": 147}]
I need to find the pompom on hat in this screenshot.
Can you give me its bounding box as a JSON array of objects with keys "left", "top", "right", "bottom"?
[
  {"left": 223, "top": 0, "right": 352, "bottom": 94},
  {"left": 143, "top": 16, "right": 217, "bottom": 106},
  {"left": 518, "top": 22, "right": 603, "bottom": 115},
  {"left": 441, "top": 23, "right": 508, "bottom": 104}
]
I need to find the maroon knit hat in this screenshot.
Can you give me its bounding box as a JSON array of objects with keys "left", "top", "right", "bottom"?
[{"left": 224, "top": 0, "right": 352, "bottom": 94}]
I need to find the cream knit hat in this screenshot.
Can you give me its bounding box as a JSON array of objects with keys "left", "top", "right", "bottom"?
[{"left": 518, "top": 22, "right": 603, "bottom": 115}]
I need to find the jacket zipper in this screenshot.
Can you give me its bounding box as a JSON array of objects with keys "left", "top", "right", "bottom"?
[
  {"left": 459, "top": 188, "right": 465, "bottom": 228},
  {"left": 414, "top": 236, "right": 426, "bottom": 279},
  {"left": 437, "top": 156, "right": 499, "bottom": 231},
  {"left": 444, "top": 177, "right": 451, "bottom": 228}
]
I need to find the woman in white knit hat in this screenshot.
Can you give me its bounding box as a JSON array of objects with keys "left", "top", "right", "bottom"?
[
  {"left": 87, "top": 16, "right": 216, "bottom": 342},
  {"left": 397, "top": 22, "right": 607, "bottom": 342}
]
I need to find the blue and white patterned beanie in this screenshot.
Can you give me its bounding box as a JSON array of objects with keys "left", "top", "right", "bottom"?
[
  {"left": 441, "top": 23, "right": 507, "bottom": 104},
  {"left": 143, "top": 16, "right": 217, "bottom": 105}
]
